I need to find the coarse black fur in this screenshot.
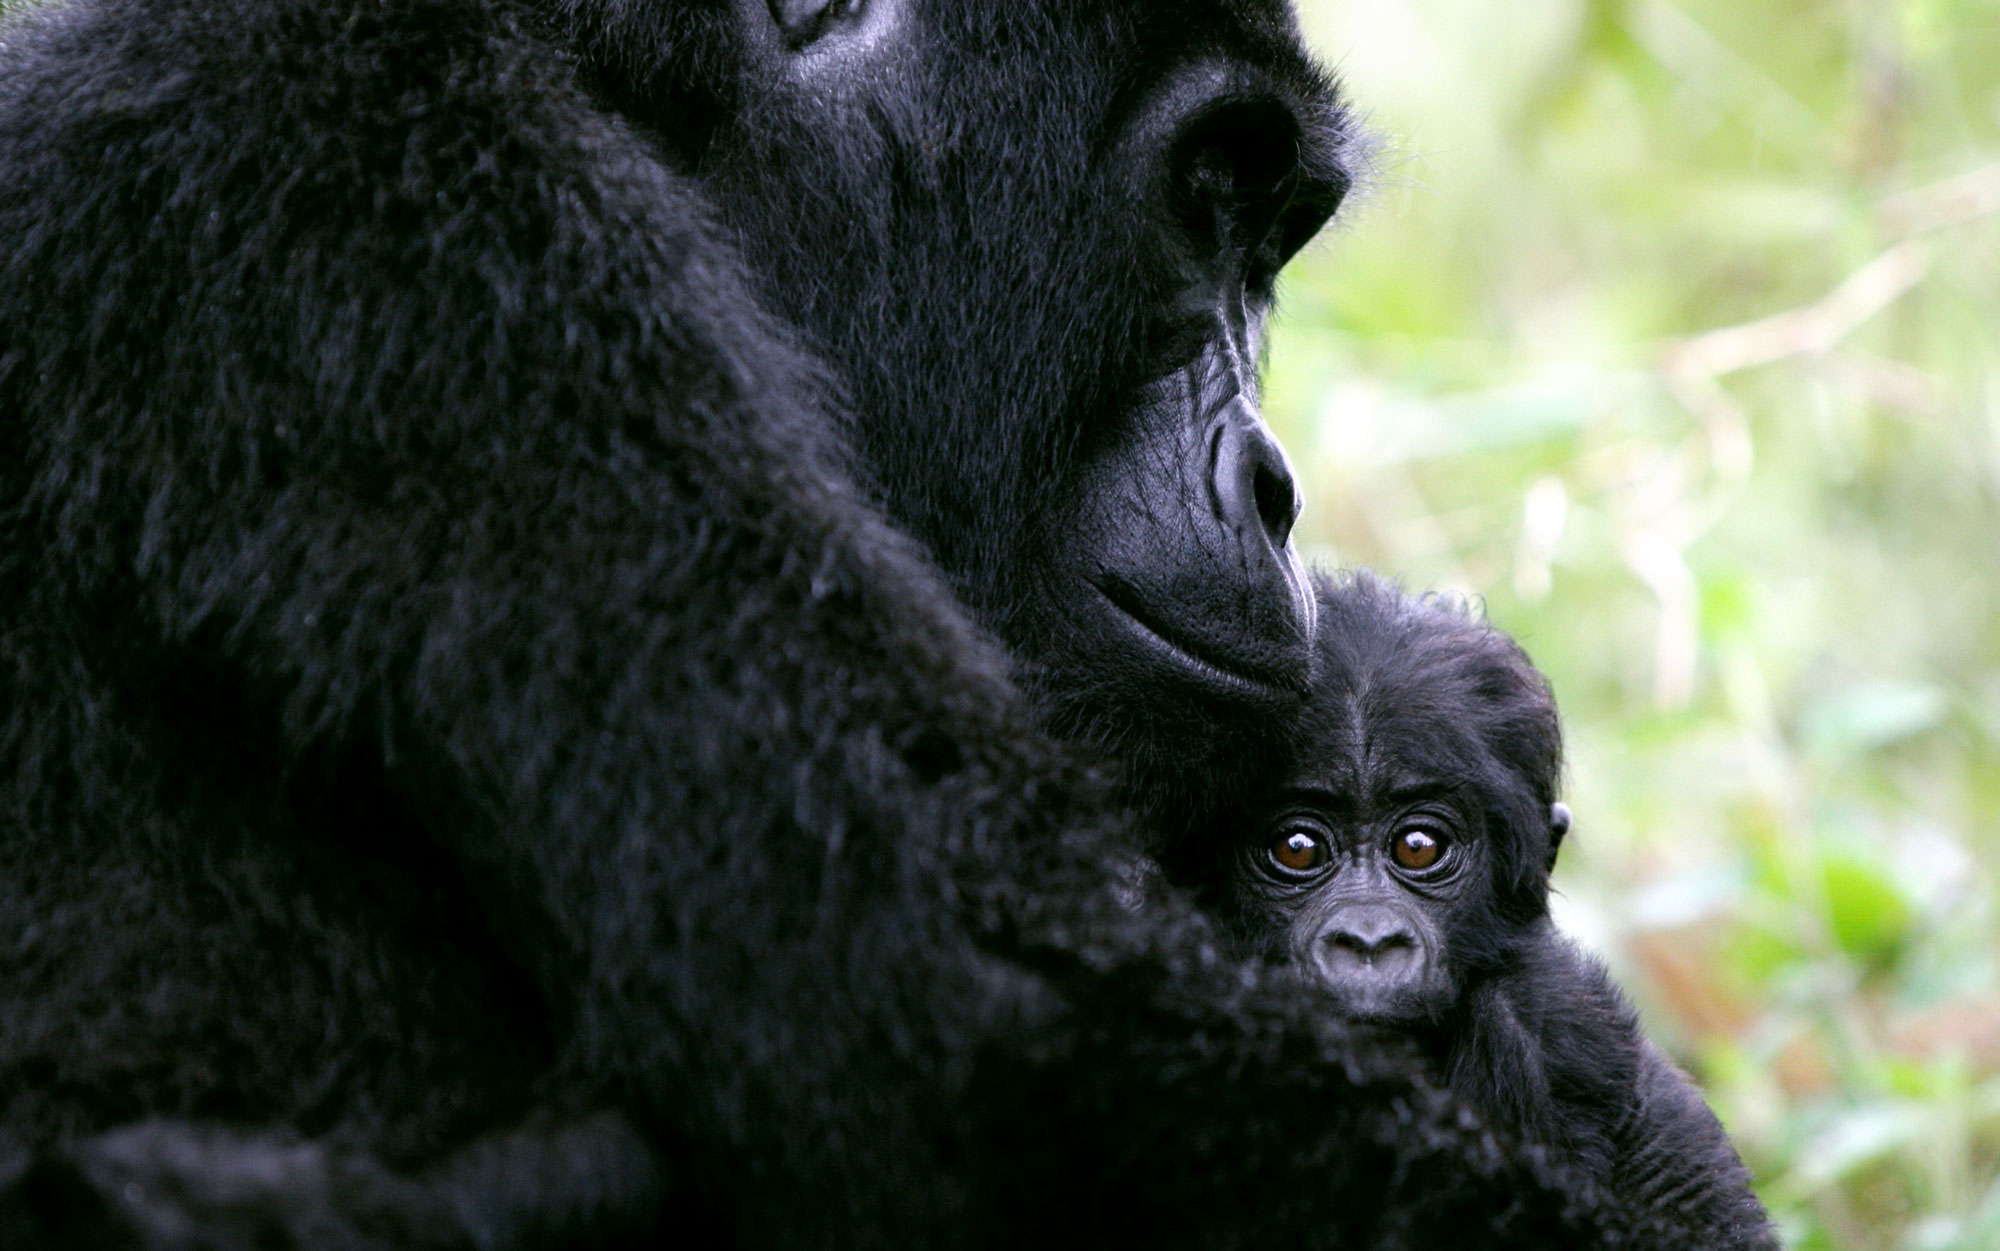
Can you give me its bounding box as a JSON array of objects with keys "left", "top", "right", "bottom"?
[
  {"left": 1150, "top": 571, "right": 1778, "bottom": 1250},
  {"left": 0, "top": 0, "right": 1649, "bottom": 1247}
]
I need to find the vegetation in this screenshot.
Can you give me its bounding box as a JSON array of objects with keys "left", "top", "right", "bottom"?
[{"left": 1278, "top": 1, "right": 2000, "bottom": 1245}]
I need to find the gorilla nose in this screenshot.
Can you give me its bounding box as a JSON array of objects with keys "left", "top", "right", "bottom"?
[
  {"left": 1212, "top": 403, "right": 1302, "bottom": 553},
  {"left": 1317, "top": 907, "right": 1419, "bottom": 975}
]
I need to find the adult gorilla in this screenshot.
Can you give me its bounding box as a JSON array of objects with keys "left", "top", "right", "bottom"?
[{"left": 3, "top": 0, "right": 1614, "bottom": 1246}]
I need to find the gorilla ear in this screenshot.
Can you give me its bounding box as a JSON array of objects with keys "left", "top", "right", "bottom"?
[
  {"left": 1547, "top": 802, "right": 1572, "bottom": 872},
  {"left": 768, "top": 0, "right": 852, "bottom": 46}
]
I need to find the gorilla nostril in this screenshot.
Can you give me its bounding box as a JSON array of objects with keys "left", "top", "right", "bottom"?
[
  {"left": 1327, "top": 926, "right": 1415, "bottom": 964},
  {"left": 1213, "top": 413, "right": 1301, "bottom": 553},
  {"left": 1253, "top": 457, "right": 1298, "bottom": 548}
]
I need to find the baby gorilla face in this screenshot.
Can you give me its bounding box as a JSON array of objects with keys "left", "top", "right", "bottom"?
[
  {"left": 1228, "top": 787, "right": 1485, "bottom": 1024},
  {"left": 1184, "top": 571, "right": 1571, "bottom": 1028}
]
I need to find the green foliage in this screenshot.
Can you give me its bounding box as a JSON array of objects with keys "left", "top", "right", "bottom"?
[{"left": 1280, "top": 0, "right": 2000, "bottom": 1244}]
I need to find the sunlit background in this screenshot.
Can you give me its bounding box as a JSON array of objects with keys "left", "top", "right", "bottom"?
[{"left": 1278, "top": 1, "right": 1999, "bottom": 1246}]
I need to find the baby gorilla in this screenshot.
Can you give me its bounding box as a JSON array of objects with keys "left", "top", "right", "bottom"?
[{"left": 1153, "top": 571, "right": 1775, "bottom": 1248}]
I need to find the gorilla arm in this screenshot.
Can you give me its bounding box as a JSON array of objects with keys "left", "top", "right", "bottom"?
[
  {"left": 1613, "top": 1043, "right": 1777, "bottom": 1249},
  {"left": 0, "top": 1113, "right": 661, "bottom": 1251},
  {"left": 1458, "top": 940, "right": 1775, "bottom": 1251},
  {"left": 1, "top": 0, "right": 1029, "bottom": 1223}
]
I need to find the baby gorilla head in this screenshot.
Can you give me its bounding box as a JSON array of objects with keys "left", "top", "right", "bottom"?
[
  {"left": 1139, "top": 570, "right": 1777, "bottom": 1247},
  {"left": 1189, "top": 571, "right": 1572, "bottom": 1025}
]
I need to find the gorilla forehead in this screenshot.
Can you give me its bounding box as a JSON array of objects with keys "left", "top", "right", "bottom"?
[
  {"left": 1287, "top": 577, "right": 1562, "bottom": 813},
  {"left": 1282, "top": 678, "right": 1497, "bottom": 804}
]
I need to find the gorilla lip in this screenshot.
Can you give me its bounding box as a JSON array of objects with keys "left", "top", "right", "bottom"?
[{"left": 1090, "top": 579, "right": 1302, "bottom": 700}]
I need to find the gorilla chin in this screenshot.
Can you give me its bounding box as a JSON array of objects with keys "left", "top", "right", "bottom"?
[{"left": 1093, "top": 583, "right": 1294, "bottom": 700}]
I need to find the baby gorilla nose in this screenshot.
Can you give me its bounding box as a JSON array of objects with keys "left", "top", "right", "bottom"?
[{"left": 1312, "top": 906, "right": 1421, "bottom": 985}]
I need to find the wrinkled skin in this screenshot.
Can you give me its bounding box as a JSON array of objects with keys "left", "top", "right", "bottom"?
[{"left": 1, "top": 0, "right": 1653, "bottom": 1246}]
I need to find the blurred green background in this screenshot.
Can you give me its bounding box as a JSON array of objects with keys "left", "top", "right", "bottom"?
[{"left": 1279, "top": 1, "right": 1999, "bottom": 1246}]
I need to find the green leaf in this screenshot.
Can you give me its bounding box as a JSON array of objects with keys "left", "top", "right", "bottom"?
[
  {"left": 1800, "top": 681, "right": 1948, "bottom": 760},
  {"left": 1818, "top": 850, "right": 1913, "bottom": 966}
]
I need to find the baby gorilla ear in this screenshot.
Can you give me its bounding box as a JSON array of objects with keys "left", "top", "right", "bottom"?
[{"left": 1547, "top": 802, "right": 1572, "bottom": 872}]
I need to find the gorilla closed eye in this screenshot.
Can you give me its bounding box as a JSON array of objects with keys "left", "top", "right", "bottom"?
[
  {"left": 1173, "top": 103, "right": 1299, "bottom": 209},
  {"left": 1169, "top": 98, "right": 1308, "bottom": 267}
]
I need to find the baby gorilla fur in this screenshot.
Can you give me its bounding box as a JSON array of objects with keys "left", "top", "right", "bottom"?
[{"left": 1151, "top": 571, "right": 1777, "bottom": 1249}]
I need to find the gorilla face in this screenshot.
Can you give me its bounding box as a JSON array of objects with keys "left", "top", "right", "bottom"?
[
  {"left": 588, "top": 0, "right": 1357, "bottom": 718},
  {"left": 1055, "top": 59, "right": 1351, "bottom": 708},
  {"left": 1189, "top": 573, "right": 1574, "bottom": 1024},
  {"left": 1232, "top": 791, "right": 1486, "bottom": 1025}
]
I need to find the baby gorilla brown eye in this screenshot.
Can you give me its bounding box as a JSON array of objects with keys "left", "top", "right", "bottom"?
[
  {"left": 1269, "top": 828, "right": 1328, "bottom": 874},
  {"left": 1393, "top": 829, "right": 1443, "bottom": 871}
]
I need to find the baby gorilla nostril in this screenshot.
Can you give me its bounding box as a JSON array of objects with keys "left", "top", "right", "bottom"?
[
  {"left": 1326, "top": 926, "right": 1415, "bottom": 964},
  {"left": 1311, "top": 918, "right": 1420, "bottom": 995}
]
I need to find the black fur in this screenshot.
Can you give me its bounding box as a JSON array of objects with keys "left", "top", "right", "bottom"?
[
  {"left": 1, "top": 0, "right": 1680, "bottom": 1244},
  {"left": 1150, "top": 572, "right": 1778, "bottom": 1250}
]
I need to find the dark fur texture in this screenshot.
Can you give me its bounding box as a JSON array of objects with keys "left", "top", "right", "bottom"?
[
  {"left": 1, "top": 0, "right": 1690, "bottom": 1245},
  {"left": 1152, "top": 572, "right": 1777, "bottom": 1250}
]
